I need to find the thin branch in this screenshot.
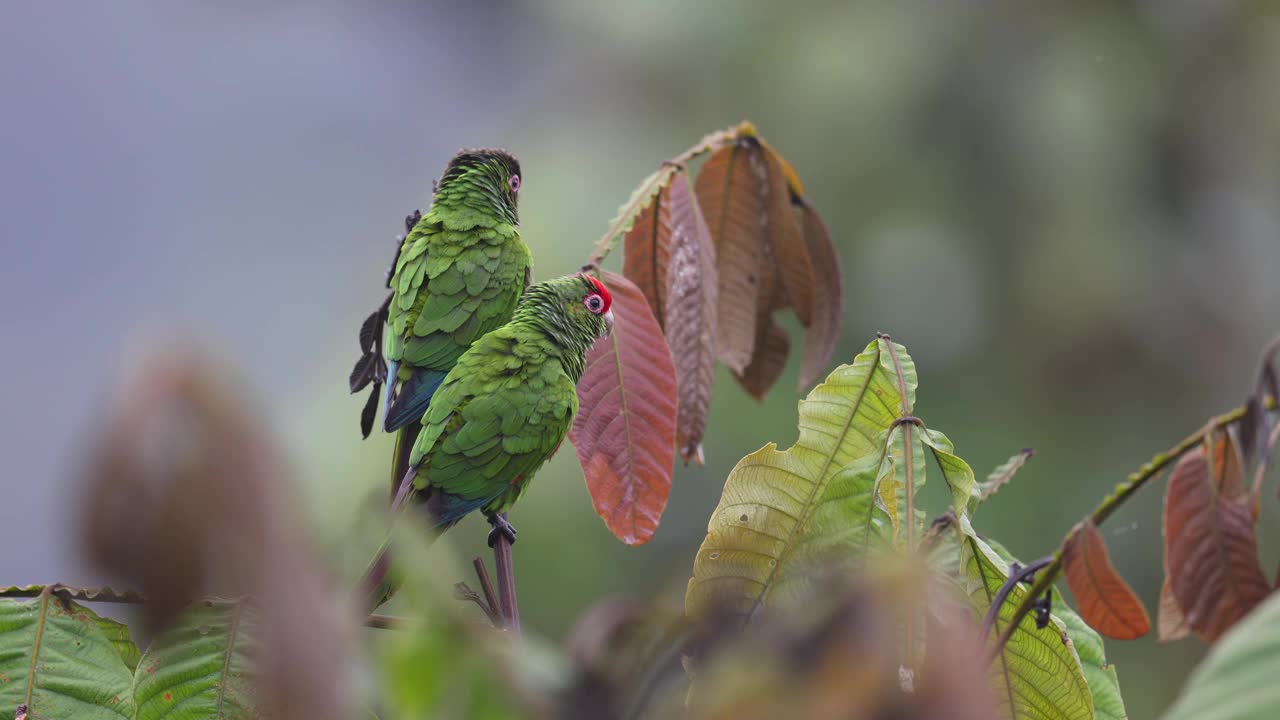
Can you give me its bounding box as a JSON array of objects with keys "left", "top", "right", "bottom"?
[
  {"left": 453, "top": 582, "right": 501, "bottom": 626},
  {"left": 986, "top": 395, "right": 1276, "bottom": 662},
  {"left": 493, "top": 513, "right": 521, "bottom": 636},
  {"left": 472, "top": 557, "right": 501, "bottom": 625},
  {"left": 980, "top": 556, "right": 1053, "bottom": 641},
  {"left": 583, "top": 126, "right": 738, "bottom": 270}
]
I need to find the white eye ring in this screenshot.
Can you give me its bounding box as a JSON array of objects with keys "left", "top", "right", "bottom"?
[
  {"left": 584, "top": 295, "right": 603, "bottom": 313},
  {"left": 509, "top": 174, "right": 521, "bottom": 192}
]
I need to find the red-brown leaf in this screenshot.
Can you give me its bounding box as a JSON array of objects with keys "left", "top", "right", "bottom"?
[
  {"left": 1062, "top": 519, "right": 1150, "bottom": 640},
  {"left": 663, "top": 173, "right": 718, "bottom": 465},
  {"left": 797, "top": 202, "right": 844, "bottom": 388},
  {"left": 621, "top": 169, "right": 677, "bottom": 328},
  {"left": 694, "top": 141, "right": 769, "bottom": 374},
  {"left": 571, "top": 271, "right": 677, "bottom": 545},
  {"left": 1163, "top": 442, "right": 1271, "bottom": 642},
  {"left": 761, "top": 145, "right": 814, "bottom": 327}
]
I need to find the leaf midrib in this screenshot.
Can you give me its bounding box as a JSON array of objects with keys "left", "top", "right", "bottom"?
[{"left": 747, "top": 344, "right": 883, "bottom": 620}]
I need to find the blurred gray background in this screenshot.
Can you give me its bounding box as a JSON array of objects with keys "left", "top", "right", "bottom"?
[{"left": 3, "top": 2, "right": 1278, "bottom": 716}]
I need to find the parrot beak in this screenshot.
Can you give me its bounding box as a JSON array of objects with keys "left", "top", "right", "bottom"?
[{"left": 603, "top": 309, "right": 614, "bottom": 334}]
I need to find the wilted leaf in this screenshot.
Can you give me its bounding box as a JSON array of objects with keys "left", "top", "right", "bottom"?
[
  {"left": 960, "top": 525, "right": 1094, "bottom": 720},
  {"left": 694, "top": 139, "right": 769, "bottom": 374},
  {"left": 1162, "top": 590, "right": 1280, "bottom": 720},
  {"left": 133, "top": 601, "right": 258, "bottom": 720},
  {"left": 733, "top": 307, "right": 790, "bottom": 401},
  {"left": 621, "top": 164, "right": 681, "bottom": 327},
  {"left": 0, "top": 589, "right": 136, "bottom": 720},
  {"left": 797, "top": 202, "right": 843, "bottom": 389},
  {"left": 760, "top": 145, "right": 813, "bottom": 327},
  {"left": 970, "top": 448, "right": 1035, "bottom": 515},
  {"left": 1061, "top": 520, "right": 1149, "bottom": 640},
  {"left": 571, "top": 271, "right": 677, "bottom": 545},
  {"left": 661, "top": 173, "right": 718, "bottom": 465},
  {"left": 1163, "top": 442, "right": 1270, "bottom": 642},
  {"left": 1157, "top": 576, "right": 1190, "bottom": 643},
  {"left": 686, "top": 337, "right": 912, "bottom": 619}
]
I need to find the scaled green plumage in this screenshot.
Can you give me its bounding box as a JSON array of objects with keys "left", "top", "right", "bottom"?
[{"left": 361, "top": 273, "right": 614, "bottom": 609}]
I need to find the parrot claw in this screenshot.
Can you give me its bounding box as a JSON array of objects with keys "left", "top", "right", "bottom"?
[{"left": 486, "top": 515, "right": 518, "bottom": 547}]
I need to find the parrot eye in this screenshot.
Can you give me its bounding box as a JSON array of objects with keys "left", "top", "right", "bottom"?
[
  {"left": 508, "top": 174, "right": 521, "bottom": 193},
  {"left": 584, "top": 294, "right": 604, "bottom": 314}
]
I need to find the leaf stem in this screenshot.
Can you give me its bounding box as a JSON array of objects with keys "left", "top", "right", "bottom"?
[{"left": 986, "top": 395, "right": 1275, "bottom": 662}]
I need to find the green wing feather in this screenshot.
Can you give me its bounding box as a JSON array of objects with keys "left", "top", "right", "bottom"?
[{"left": 408, "top": 328, "right": 576, "bottom": 522}]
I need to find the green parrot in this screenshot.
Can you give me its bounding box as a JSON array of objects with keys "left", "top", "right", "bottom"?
[
  {"left": 360, "top": 273, "right": 614, "bottom": 609},
  {"left": 349, "top": 148, "right": 533, "bottom": 496}
]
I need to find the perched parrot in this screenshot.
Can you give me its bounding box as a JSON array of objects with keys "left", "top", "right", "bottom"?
[
  {"left": 360, "top": 273, "right": 614, "bottom": 609},
  {"left": 349, "top": 148, "right": 533, "bottom": 497}
]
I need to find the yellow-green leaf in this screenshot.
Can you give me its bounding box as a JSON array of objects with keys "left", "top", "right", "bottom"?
[
  {"left": 961, "top": 525, "right": 1093, "bottom": 720},
  {"left": 686, "top": 337, "right": 912, "bottom": 619},
  {"left": 921, "top": 428, "right": 977, "bottom": 516}
]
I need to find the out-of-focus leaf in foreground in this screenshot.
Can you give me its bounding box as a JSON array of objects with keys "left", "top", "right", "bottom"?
[
  {"left": 1162, "top": 590, "right": 1280, "bottom": 720},
  {"left": 571, "top": 271, "right": 677, "bottom": 545},
  {"left": 76, "top": 347, "right": 354, "bottom": 719},
  {"left": 686, "top": 337, "right": 913, "bottom": 619}
]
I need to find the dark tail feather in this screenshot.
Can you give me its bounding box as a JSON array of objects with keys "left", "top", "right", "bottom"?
[{"left": 390, "top": 422, "right": 421, "bottom": 502}]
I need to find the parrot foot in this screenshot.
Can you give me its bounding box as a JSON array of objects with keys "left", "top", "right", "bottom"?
[{"left": 486, "top": 514, "right": 518, "bottom": 548}]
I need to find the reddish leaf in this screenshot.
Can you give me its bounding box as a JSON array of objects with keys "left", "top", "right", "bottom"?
[
  {"left": 1210, "top": 430, "right": 1247, "bottom": 501},
  {"left": 761, "top": 145, "right": 814, "bottom": 327},
  {"left": 1062, "top": 519, "right": 1150, "bottom": 640},
  {"left": 571, "top": 271, "right": 677, "bottom": 544},
  {"left": 1163, "top": 442, "right": 1271, "bottom": 642},
  {"left": 797, "top": 201, "right": 844, "bottom": 388},
  {"left": 694, "top": 140, "right": 768, "bottom": 374},
  {"left": 1157, "top": 575, "right": 1190, "bottom": 642},
  {"left": 621, "top": 166, "right": 680, "bottom": 328},
  {"left": 662, "top": 173, "right": 718, "bottom": 465}
]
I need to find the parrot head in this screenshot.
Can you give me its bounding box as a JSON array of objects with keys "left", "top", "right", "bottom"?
[
  {"left": 436, "top": 148, "right": 522, "bottom": 223},
  {"left": 513, "top": 273, "right": 614, "bottom": 365}
]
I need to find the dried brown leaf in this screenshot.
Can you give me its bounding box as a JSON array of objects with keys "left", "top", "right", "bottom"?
[
  {"left": 1163, "top": 442, "right": 1270, "bottom": 642},
  {"left": 663, "top": 173, "right": 718, "bottom": 465},
  {"left": 1062, "top": 520, "right": 1150, "bottom": 640},
  {"left": 797, "top": 202, "right": 843, "bottom": 389},
  {"left": 571, "top": 272, "right": 677, "bottom": 545},
  {"left": 761, "top": 145, "right": 814, "bottom": 328},
  {"left": 694, "top": 140, "right": 769, "bottom": 374},
  {"left": 621, "top": 167, "right": 679, "bottom": 328}
]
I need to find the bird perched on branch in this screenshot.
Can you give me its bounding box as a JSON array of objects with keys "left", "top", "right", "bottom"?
[
  {"left": 349, "top": 148, "right": 533, "bottom": 500},
  {"left": 360, "top": 273, "right": 614, "bottom": 609}
]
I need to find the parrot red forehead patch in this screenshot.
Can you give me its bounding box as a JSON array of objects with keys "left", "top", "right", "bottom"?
[{"left": 583, "top": 274, "right": 612, "bottom": 313}]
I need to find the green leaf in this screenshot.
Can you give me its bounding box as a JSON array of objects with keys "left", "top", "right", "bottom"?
[
  {"left": 1162, "top": 591, "right": 1280, "bottom": 720},
  {"left": 960, "top": 524, "right": 1094, "bottom": 720},
  {"left": 981, "top": 539, "right": 1128, "bottom": 720},
  {"left": 0, "top": 592, "right": 135, "bottom": 719},
  {"left": 920, "top": 428, "right": 977, "bottom": 516},
  {"left": 93, "top": 616, "right": 141, "bottom": 674},
  {"left": 133, "top": 600, "right": 258, "bottom": 720},
  {"left": 876, "top": 423, "right": 928, "bottom": 543},
  {"left": 686, "top": 337, "right": 911, "bottom": 619}
]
